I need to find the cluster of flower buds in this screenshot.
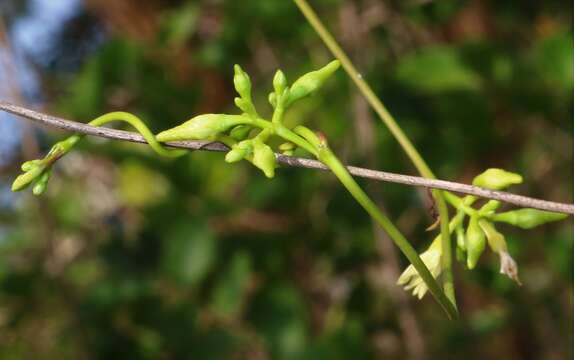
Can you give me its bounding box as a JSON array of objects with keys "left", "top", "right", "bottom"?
[
  {"left": 399, "top": 167, "right": 567, "bottom": 298},
  {"left": 12, "top": 61, "right": 343, "bottom": 194},
  {"left": 458, "top": 168, "right": 564, "bottom": 279},
  {"left": 12, "top": 135, "right": 81, "bottom": 195},
  {"left": 157, "top": 61, "right": 341, "bottom": 179},
  {"left": 225, "top": 137, "right": 276, "bottom": 178}
]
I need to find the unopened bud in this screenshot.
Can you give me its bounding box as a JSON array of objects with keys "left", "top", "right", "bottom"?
[
  {"left": 478, "top": 219, "right": 507, "bottom": 254},
  {"left": 233, "top": 64, "right": 252, "bottom": 100},
  {"left": 279, "top": 142, "right": 295, "bottom": 156},
  {"left": 225, "top": 140, "right": 252, "bottom": 163},
  {"left": 456, "top": 226, "right": 466, "bottom": 263},
  {"left": 268, "top": 93, "right": 277, "bottom": 108},
  {"left": 287, "top": 60, "right": 341, "bottom": 106},
  {"left": 21, "top": 160, "right": 41, "bottom": 172},
  {"left": 252, "top": 140, "right": 276, "bottom": 178},
  {"left": 32, "top": 170, "right": 51, "bottom": 196},
  {"left": 466, "top": 216, "right": 486, "bottom": 269},
  {"left": 156, "top": 114, "right": 250, "bottom": 141},
  {"left": 492, "top": 208, "right": 567, "bottom": 229},
  {"left": 229, "top": 125, "right": 252, "bottom": 141},
  {"left": 472, "top": 168, "right": 523, "bottom": 190},
  {"left": 273, "top": 70, "right": 287, "bottom": 96},
  {"left": 12, "top": 166, "right": 45, "bottom": 192}
]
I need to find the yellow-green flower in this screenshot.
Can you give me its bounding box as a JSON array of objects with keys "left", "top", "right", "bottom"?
[{"left": 397, "top": 237, "right": 442, "bottom": 299}]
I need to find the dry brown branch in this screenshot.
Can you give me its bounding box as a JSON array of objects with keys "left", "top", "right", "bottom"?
[{"left": 1, "top": 101, "right": 573, "bottom": 215}]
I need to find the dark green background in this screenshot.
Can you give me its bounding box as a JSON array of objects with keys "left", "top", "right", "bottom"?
[{"left": 0, "top": 0, "right": 572, "bottom": 359}]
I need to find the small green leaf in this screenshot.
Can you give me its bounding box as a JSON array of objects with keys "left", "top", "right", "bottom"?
[
  {"left": 396, "top": 46, "right": 482, "bottom": 93},
  {"left": 492, "top": 208, "right": 568, "bottom": 229},
  {"left": 211, "top": 252, "right": 252, "bottom": 318},
  {"left": 533, "top": 32, "right": 574, "bottom": 92}
]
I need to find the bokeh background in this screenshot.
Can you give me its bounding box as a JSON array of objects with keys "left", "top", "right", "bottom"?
[{"left": 0, "top": 0, "right": 572, "bottom": 359}]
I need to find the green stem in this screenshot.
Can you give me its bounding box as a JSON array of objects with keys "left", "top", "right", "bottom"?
[
  {"left": 293, "top": 0, "right": 457, "bottom": 311},
  {"left": 271, "top": 126, "right": 457, "bottom": 316},
  {"left": 89, "top": 112, "right": 187, "bottom": 158},
  {"left": 318, "top": 146, "right": 458, "bottom": 319},
  {"left": 43, "top": 112, "right": 189, "bottom": 168},
  {"left": 435, "top": 191, "right": 455, "bottom": 307},
  {"left": 273, "top": 124, "right": 318, "bottom": 156},
  {"left": 272, "top": 104, "right": 285, "bottom": 125}
]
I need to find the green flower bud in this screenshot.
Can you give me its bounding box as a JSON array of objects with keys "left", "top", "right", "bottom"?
[
  {"left": 32, "top": 170, "right": 51, "bottom": 196},
  {"left": 479, "top": 200, "right": 501, "bottom": 216},
  {"left": 156, "top": 114, "right": 250, "bottom": 141},
  {"left": 273, "top": 70, "right": 287, "bottom": 96},
  {"left": 456, "top": 225, "right": 466, "bottom": 263},
  {"left": 287, "top": 60, "right": 341, "bottom": 106},
  {"left": 472, "top": 168, "right": 523, "bottom": 190},
  {"left": 279, "top": 142, "right": 295, "bottom": 151},
  {"left": 268, "top": 92, "right": 277, "bottom": 108},
  {"left": 225, "top": 148, "right": 246, "bottom": 163},
  {"left": 229, "top": 125, "right": 252, "bottom": 141},
  {"left": 234, "top": 97, "right": 248, "bottom": 113},
  {"left": 397, "top": 238, "right": 442, "bottom": 299},
  {"left": 12, "top": 165, "right": 45, "bottom": 192},
  {"left": 21, "top": 160, "right": 41, "bottom": 172},
  {"left": 478, "top": 219, "right": 507, "bottom": 254},
  {"left": 466, "top": 216, "right": 486, "bottom": 269},
  {"left": 32, "top": 181, "right": 47, "bottom": 196},
  {"left": 225, "top": 140, "right": 253, "bottom": 163},
  {"left": 491, "top": 208, "right": 568, "bottom": 229},
  {"left": 233, "top": 64, "right": 252, "bottom": 100},
  {"left": 252, "top": 139, "right": 276, "bottom": 178}
]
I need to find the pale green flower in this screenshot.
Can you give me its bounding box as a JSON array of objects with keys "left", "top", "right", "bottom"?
[{"left": 397, "top": 237, "right": 442, "bottom": 299}]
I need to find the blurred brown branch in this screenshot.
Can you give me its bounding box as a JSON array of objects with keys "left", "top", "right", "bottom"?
[{"left": 1, "top": 101, "right": 573, "bottom": 215}]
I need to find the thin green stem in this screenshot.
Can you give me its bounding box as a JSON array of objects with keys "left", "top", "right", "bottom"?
[
  {"left": 435, "top": 191, "right": 455, "bottom": 307},
  {"left": 272, "top": 104, "right": 285, "bottom": 125},
  {"left": 292, "top": 0, "right": 432, "bottom": 177},
  {"left": 273, "top": 124, "right": 319, "bottom": 156},
  {"left": 89, "top": 112, "right": 187, "bottom": 158},
  {"left": 293, "top": 0, "right": 457, "bottom": 311},
  {"left": 317, "top": 146, "right": 458, "bottom": 319}
]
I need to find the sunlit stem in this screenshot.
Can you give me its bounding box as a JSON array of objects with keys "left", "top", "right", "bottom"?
[
  {"left": 292, "top": 0, "right": 458, "bottom": 312},
  {"left": 316, "top": 145, "right": 458, "bottom": 319}
]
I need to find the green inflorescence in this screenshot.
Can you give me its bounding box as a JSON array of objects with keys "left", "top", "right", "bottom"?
[{"left": 12, "top": 61, "right": 567, "bottom": 318}]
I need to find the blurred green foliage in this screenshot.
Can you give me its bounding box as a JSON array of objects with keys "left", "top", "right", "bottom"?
[{"left": 0, "top": 0, "right": 572, "bottom": 359}]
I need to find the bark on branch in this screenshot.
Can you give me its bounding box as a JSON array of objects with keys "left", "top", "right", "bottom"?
[{"left": 1, "top": 102, "right": 572, "bottom": 215}]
